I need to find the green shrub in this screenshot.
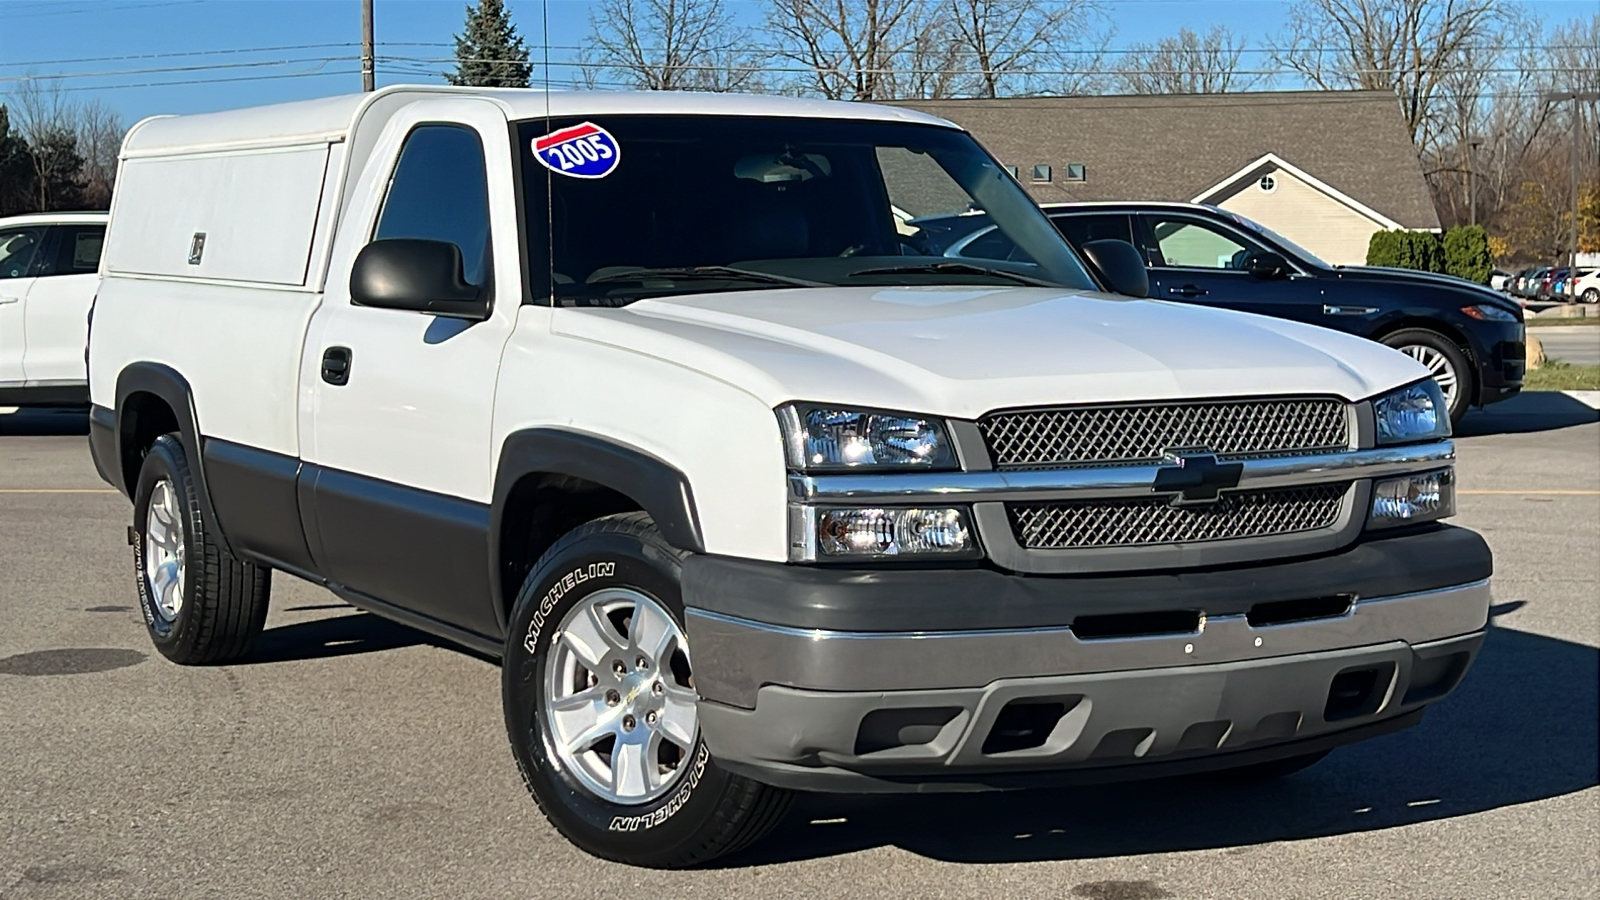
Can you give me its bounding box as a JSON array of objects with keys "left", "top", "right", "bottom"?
[
  {"left": 1366, "top": 230, "right": 1403, "bottom": 267},
  {"left": 1443, "top": 225, "right": 1493, "bottom": 284},
  {"left": 1369, "top": 229, "right": 1446, "bottom": 273}
]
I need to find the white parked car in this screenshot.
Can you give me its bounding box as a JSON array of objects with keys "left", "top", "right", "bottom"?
[
  {"left": 88, "top": 87, "right": 1491, "bottom": 867},
  {"left": 0, "top": 211, "right": 106, "bottom": 405},
  {"left": 1569, "top": 268, "right": 1600, "bottom": 304}
]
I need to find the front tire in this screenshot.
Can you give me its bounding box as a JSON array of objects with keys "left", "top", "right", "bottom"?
[
  {"left": 503, "top": 513, "right": 789, "bottom": 868},
  {"left": 132, "top": 434, "right": 270, "bottom": 664},
  {"left": 1381, "top": 329, "right": 1473, "bottom": 425},
  {"left": 1583, "top": 288, "right": 1598, "bottom": 305}
]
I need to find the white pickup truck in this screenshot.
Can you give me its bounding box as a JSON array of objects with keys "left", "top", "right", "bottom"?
[
  {"left": 0, "top": 211, "right": 106, "bottom": 406},
  {"left": 88, "top": 87, "right": 1491, "bottom": 867}
]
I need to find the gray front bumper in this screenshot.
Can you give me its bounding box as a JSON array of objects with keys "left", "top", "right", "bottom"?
[{"left": 687, "top": 579, "right": 1489, "bottom": 792}]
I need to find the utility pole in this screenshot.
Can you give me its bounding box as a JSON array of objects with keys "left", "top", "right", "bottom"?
[
  {"left": 1467, "top": 137, "right": 1481, "bottom": 228},
  {"left": 1543, "top": 91, "right": 1600, "bottom": 270},
  {"left": 361, "top": 0, "right": 375, "bottom": 92}
]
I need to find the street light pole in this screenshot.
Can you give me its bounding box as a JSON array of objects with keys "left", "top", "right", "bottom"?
[
  {"left": 1543, "top": 91, "right": 1600, "bottom": 270},
  {"left": 361, "top": 0, "right": 375, "bottom": 92}
]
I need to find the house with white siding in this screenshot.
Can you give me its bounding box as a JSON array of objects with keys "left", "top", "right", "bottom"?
[{"left": 893, "top": 90, "right": 1440, "bottom": 266}]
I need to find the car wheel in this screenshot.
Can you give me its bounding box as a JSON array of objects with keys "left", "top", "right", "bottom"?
[
  {"left": 1381, "top": 329, "right": 1473, "bottom": 425},
  {"left": 1584, "top": 288, "right": 1598, "bottom": 305},
  {"left": 1211, "top": 749, "right": 1331, "bottom": 782},
  {"left": 503, "top": 512, "right": 790, "bottom": 868},
  {"left": 132, "top": 434, "right": 271, "bottom": 664}
]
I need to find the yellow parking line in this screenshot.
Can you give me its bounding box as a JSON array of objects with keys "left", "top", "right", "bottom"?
[
  {"left": 0, "top": 489, "right": 118, "bottom": 494},
  {"left": 1465, "top": 486, "right": 1600, "bottom": 493}
]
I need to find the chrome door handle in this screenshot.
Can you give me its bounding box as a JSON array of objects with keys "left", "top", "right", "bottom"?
[
  {"left": 1323, "top": 304, "right": 1377, "bottom": 316},
  {"left": 0, "top": 296, "right": 19, "bottom": 305},
  {"left": 1167, "top": 285, "right": 1208, "bottom": 298}
]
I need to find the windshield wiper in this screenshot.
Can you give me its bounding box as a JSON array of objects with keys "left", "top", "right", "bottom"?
[
  {"left": 846, "top": 261, "right": 1059, "bottom": 288},
  {"left": 586, "top": 266, "right": 829, "bottom": 288}
]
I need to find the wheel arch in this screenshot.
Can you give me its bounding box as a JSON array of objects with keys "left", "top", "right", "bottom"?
[
  {"left": 112, "top": 363, "right": 233, "bottom": 556},
  {"left": 490, "top": 428, "right": 705, "bottom": 633}
]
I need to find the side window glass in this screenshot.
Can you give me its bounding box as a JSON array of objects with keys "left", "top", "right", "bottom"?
[
  {"left": 374, "top": 125, "right": 491, "bottom": 286},
  {"left": 1051, "top": 214, "right": 1133, "bottom": 249},
  {"left": 39, "top": 225, "right": 105, "bottom": 276},
  {"left": 0, "top": 226, "right": 46, "bottom": 280},
  {"left": 1147, "top": 218, "right": 1255, "bottom": 270}
]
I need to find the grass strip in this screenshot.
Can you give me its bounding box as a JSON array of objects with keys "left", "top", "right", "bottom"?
[{"left": 1525, "top": 360, "right": 1600, "bottom": 391}]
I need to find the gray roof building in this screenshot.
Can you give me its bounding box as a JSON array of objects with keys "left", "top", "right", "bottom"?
[{"left": 893, "top": 90, "right": 1441, "bottom": 265}]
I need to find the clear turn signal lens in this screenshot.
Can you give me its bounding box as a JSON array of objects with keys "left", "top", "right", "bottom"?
[
  {"left": 816, "top": 507, "right": 973, "bottom": 558},
  {"left": 1369, "top": 469, "right": 1455, "bottom": 528}
]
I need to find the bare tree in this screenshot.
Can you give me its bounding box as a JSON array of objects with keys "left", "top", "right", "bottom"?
[
  {"left": 74, "top": 98, "right": 124, "bottom": 209},
  {"left": 947, "top": 0, "right": 1103, "bottom": 98},
  {"left": 583, "top": 0, "right": 762, "bottom": 91},
  {"left": 1115, "top": 25, "right": 1264, "bottom": 94},
  {"left": 7, "top": 78, "right": 86, "bottom": 211},
  {"left": 765, "top": 0, "right": 928, "bottom": 100},
  {"left": 1273, "top": 0, "right": 1507, "bottom": 152}
]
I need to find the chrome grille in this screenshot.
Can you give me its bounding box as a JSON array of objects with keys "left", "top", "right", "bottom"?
[
  {"left": 1009, "top": 483, "right": 1350, "bottom": 550},
  {"left": 979, "top": 398, "right": 1349, "bottom": 469}
]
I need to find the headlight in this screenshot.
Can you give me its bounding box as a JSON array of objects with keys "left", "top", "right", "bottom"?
[
  {"left": 1368, "top": 469, "right": 1455, "bottom": 529},
  {"left": 1461, "top": 304, "right": 1517, "bottom": 322},
  {"left": 1373, "top": 380, "right": 1451, "bottom": 445},
  {"left": 778, "top": 404, "right": 956, "bottom": 471},
  {"left": 790, "top": 506, "right": 976, "bottom": 561}
]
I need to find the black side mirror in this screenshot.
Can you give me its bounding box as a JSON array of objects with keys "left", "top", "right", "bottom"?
[
  {"left": 1244, "top": 251, "right": 1289, "bottom": 280},
  {"left": 350, "top": 239, "right": 489, "bottom": 320},
  {"left": 1078, "top": 239, "right": 1148, "bottom": 298}
]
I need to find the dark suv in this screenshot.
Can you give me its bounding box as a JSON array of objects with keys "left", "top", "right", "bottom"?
[{"left": 929, "top": 201, "right": 1524, "bottom": 422}]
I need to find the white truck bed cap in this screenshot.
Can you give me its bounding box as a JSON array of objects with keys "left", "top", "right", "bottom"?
[{"left": 121, "top": 86, "right": 957, "bottom": 158}]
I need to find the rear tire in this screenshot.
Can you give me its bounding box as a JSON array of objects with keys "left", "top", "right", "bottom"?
[
  {"left": 502, "top": 512, "right": 789, "bottom": 868},
  {"left": 1380, "top": 329, "right": 1473, "bottom": 425},
  {"left": 132, "top": 434, "right": 270, "bottom": 664}
]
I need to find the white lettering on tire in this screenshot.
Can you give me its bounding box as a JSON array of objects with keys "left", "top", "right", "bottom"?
[
  {"left": 607, "top": 745, "right": 710, "bottom": 832},
  {"left": 522, "top": 561, "right": 617, "bottom": 653}
]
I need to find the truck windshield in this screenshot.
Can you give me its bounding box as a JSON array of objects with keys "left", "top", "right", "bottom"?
[{"left": 515, "top": 115, "right": 1096, "bottom": 305}]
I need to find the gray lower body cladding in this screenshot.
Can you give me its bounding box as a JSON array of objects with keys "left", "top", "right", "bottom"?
[{"left": 682, "top": 525, "right": 1491, "bottom": 791}]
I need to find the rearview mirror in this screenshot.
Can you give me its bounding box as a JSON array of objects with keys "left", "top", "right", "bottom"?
[
  {"left": 1078, "top": 239, "right": 1148, "bottom": 298},
  {"left": 1244, "top": 251, "right": 1289, "bottom": 280},
  {"left": 350, "top": 239, "right": 489, "bottom": 320}
]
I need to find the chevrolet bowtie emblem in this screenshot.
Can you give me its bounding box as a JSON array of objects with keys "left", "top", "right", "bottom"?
[{"left": 1151, "top": 452, "right": 1244, "bottom": 505}]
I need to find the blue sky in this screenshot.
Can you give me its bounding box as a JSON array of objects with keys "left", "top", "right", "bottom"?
[{"left": 1, "top": 0, "right": 1594, "bottom": 124}]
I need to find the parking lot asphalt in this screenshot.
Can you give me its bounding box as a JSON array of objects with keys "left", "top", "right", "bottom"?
[
  {"left": 1, "top": 397, "right": 1596, "bottom": 900},
  {"left": 1530, "top": 326, "right": 1600, "bottom": 367}
]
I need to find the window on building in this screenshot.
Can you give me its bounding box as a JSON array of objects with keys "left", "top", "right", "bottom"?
[
  {"left": 1031, "top": 164, "right": 1052, "bottom": 183},
  {"left": 1258, "top": 175, "right": 1276, "bottom": 193}
]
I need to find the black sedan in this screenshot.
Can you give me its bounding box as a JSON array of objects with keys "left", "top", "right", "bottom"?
[{"left": 921, "top": 201, "right": 1524, "bottom": 422}]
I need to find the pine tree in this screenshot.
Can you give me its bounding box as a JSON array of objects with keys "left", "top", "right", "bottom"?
[
  {"left": 0, "top": 106, "right": 38, "bottom": 216},
  {"left": 447, "top": 0, "right": 533, "bottom": 88}
]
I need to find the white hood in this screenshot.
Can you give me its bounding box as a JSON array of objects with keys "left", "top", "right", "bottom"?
[{"left": 552, "top": 286, "right": 1427, "bottom": 417}]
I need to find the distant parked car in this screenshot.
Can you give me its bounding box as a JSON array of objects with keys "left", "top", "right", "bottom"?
[
  {"left": 918, "top": 201, "right": 1524, "bottom": 422},
  {"left": 1489, "top": 269, "right": 1511, "bottom": 291},
  {"left": 1517, "top": 267, "right": 1550, "bottom": 299},
  {"left": 1538, "top": 267, "right": 1569, "bottom": 301},
  {"left": 1569, "top": 269, "right": 1600, "bottom": 304},
  {"left": 0, "top": 211, "right": 108, "bottom": 406}
]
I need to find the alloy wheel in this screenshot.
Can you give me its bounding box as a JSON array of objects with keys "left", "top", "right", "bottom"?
[
  {"left": 1399, "top": 344, "right": 1460, "bottom": 411},
  {"left": 143, "top": 478, "right": 186, "bottom": 622},
  {"left": 542, "top": 588, "right": 699, "bottom": 805}
]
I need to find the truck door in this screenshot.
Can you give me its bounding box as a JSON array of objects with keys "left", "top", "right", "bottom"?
[
  {"left": 22, "top": 222, "right": 104, "bottom": 384},
  {"left": 302, "top": 99, "right": 518, "bottom": 639},
  {"left": 0, "top": 223, "right": 46, "bottom": 387}
]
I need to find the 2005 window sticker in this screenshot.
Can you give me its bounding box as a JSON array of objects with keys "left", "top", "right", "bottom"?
[{"left": 533, "top": 122, "right": 621, "bottom": 179}]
